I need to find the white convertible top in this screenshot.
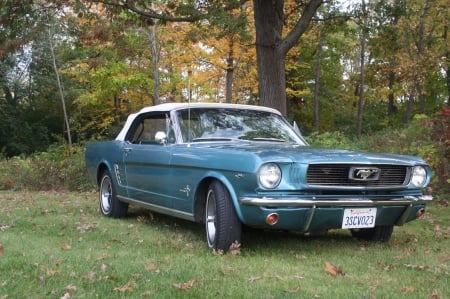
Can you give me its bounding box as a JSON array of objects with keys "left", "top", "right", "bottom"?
[{"left": 115, "top": 102, "right": 281, "bottom": 141}]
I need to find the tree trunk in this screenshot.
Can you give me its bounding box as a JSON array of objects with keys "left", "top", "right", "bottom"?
[
  {"left": 444, "top": 23, "right": 449, "bottom": 106},
  {"left": 253, "top": 0, "right": 286, "bottom": 114},
  {"left": 416, "top": 0, "right": 430, "bottom": 113},
  {"left": 356, "top": 0, "right": 367, "bottom": 139},
  {"left": 48, "top": 26, "right": 72, "bottom": 149},
  {"left": 313, "top": 32, "right": 324, "bottom": 132},
  {"left": 387, "top": 61, "right": 397, "bottom": 115},
  {"left": 447, "top": 61, "right": 450, "bottom": 107},
  {"left": 404, "top": 92, "right": 414, "bottom": 124},
  {"left": 147, "top": 25, "right": 160, "bottom": 105},
  {"left": 225, "top": 39, "right": 234, "bottom": 104},
  {"left": 253, "top": 0, "right": 323, "bottom": 116}
]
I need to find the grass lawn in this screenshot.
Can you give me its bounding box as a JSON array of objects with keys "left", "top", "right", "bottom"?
[{"left": 0, "top": 191, "right": 449, "bottom": 298}]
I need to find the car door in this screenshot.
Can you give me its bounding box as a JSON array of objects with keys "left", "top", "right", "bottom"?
[{"left": 122, "top": 112, "right": 174, "bottom": 207}]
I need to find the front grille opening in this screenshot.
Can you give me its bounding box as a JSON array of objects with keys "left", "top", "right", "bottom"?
[{"left": 306, "top": 164, "right": 409, "bottom": 187}]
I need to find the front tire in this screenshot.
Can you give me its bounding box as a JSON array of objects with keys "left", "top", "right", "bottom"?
[
  {"left": 205, "top": 180, "right": 242, "bottom": 252},
  {"left": 99, "top": 170, "right": 128, "bottom": 218},
  {"left": 351, "top": 225, "right": 393, "bottom": 242}
]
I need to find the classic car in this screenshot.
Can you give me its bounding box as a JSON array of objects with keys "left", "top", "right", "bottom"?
[{"left": 85, "top": 102, "right": 433, "bottom": 252}]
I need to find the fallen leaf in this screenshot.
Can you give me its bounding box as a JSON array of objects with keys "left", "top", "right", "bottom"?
[
  {"left": 212, "top": 249, "right": 224, "bottom": 256},
  {"left": 106, "top": 275, "right": 119, "bottom": 281},
  {"left": 53, "top": 259, "right": 63, "bottom": 266},
  {"left": 404, "top": 248, "right": 415, "bottom": 256},
  {"left": 145, "top": 262, "right": 157, "bottom": 271},
  {"left": 401, "top": 285, "right": 416, "bottom": 294},
  {"left": 137, "top": 216, "right": 147, "bottom": 223},
  {"left": 114, "top": 282, "right": 134, "bottom": 293},
  {"left": 65, "top": 284, "right": 77, "bottom": 292},
  {"left": 76, "top": 223, "right": 98, "bottom": 232},
  {"left": 0, "top": 244, "right": 4, "bottom": 256},
  {"left": 83, "top": 271, "right": 96, "bottom": 281},
  {"left": 95, "top": 253, "right": 108, "bottom": 261},
  {"left": 41, "top": 264, "right": 59, "bottom": 277},
  {"left": 229, "top": 241, "right": 241, "bottom": 255},
  {"left": 403, "top": 263, "right": 429, "bottom": 271},
  {"left": 441, "top": 255, "right": 450, "bottom": 262},
  {"left": 0, "top": 224, "right": 9, "bottom": 232},
  {"left": 285, "top": 286, "right": 300, "bottom": 293},
  {"left": 325, "top": 262, "right": 345, "bottom": 276},
  {"left": 248, "top": 276, "right": 262, "bottom": 282},
  {"left": 101, "top": 264, "right": 107, "bottom": 272},
  {"left": 60, "top": 244, "right": 71, "bottom": 251},
  {"left": 173, "top": 279, "right": 195, "bottom": 290},
  {"left": 60, "top": 292, "right": 70, "bottom": 299},
  {"left": 429, "top": 289, "right": 441, "bottom": 299}
]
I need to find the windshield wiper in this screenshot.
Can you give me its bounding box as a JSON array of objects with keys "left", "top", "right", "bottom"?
[
  {"left": 191, "top": 137, "right": 233, "bottom": 142},
  {"left": 250, "top": 137, "right": 287, "bottom": 142}
]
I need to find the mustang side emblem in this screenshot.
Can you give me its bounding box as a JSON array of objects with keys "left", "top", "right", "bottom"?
[
  {"left": 179, "top": 185, "right": 191, "bottom": 197},
  {"left": 349, "top": 167, "right": 380, "bottom": 181}
]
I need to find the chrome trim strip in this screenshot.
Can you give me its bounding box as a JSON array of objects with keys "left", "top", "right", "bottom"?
[
  {"left": 117, "top": 195, "right": 195, "bottom": 221},
  {"left": 238, "top": 195, "right": 432, "bottom": 207},
  {"left": 395, "top": 203, "right": 413, "bottom": 226},
  {"left": 303, "top": 205, "right": 316, "bottom": 232}
]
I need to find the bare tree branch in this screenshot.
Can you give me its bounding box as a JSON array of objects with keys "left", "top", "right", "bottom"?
[
  {"left": 90, "top": 0, "right": 206, "bottom": 22},
  {"left": 280, "top": 0, "right": 323, "bottom": 56}
]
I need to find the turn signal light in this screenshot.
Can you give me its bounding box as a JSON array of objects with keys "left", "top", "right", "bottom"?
[
  {"left": 266, "top": 213, "right": 279, "bottom": 225},
  {"left": 417, "top": 208, "right": 425, "bottom": 218}
]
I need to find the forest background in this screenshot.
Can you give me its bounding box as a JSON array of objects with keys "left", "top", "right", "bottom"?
[{"left": 0, "top": 0, "right": 448, "bottom": 196}]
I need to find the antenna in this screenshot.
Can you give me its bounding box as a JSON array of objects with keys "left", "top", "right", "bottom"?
[{"left": 187, "top": 69, "right": 192, "bottom": 147}]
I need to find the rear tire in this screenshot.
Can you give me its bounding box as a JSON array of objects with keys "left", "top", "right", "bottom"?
[
  {"left": 99, "top": 170, "right": 128, "bottom": 218},
  {"left": 205, "top": 180, "right": 242, "bottom": 252},
  {"left": 351, "top": 225, "right": 393, "bottom": 242}
]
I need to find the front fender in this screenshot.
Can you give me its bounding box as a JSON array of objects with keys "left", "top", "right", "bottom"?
[{"left": 198, "top": 170, "right": 245, "bottom": 222}]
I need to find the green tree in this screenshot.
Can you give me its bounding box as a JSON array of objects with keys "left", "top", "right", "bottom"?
[{"left": 86, "top": 0, "right": 323, "bottom": 115}]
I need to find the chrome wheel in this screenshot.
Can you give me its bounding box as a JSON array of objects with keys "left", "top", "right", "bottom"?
[
  {"left": 98, "top": 170, "right": 128, "bottom": 218},
  {"left": 206, "top": 189, "right": 217, "bottom": 248},
  {"left": 204, "top": 180, "right": 242, "bottom": 252},
  {"left": 99, "top": 175, "right": 112, "bottom": 215}
]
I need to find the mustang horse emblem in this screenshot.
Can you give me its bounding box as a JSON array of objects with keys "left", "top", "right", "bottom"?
[{"left": 351, "top": 167, "right": 380, "bottom": 180}]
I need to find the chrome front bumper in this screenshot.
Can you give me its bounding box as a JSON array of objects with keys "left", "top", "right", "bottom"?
[
  {"left": 238, "top": 195, "right": 433, "bottom": 208},
  {"left": 238, "top": 195, "right": 433, "bottom": 227}
]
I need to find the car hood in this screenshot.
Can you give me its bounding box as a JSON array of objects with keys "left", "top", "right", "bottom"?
[{"left": 190, "top": 142, "right": 425, "bottom": 165}]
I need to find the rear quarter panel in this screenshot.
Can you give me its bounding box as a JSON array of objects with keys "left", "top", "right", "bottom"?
[{"left": 85, "top": 141, "right": 126, "bottom": 188}]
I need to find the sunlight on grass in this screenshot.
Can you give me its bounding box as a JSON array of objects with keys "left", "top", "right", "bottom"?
[{"left": 1, "top": 192, "right": 449, "bottom": 298}]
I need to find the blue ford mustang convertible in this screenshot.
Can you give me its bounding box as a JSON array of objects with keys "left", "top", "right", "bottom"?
[{"left": 85, "top": 103, "right": 433, "bottom": 252}]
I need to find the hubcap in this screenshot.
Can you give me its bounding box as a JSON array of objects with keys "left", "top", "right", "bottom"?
[
  {"left": 206, "top": 190, "right": 216, "bottom": 248},
  {"left": 100, "top": 176, "right": 112, "bottom": 214}
]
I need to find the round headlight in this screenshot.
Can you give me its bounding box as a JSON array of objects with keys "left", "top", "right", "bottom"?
[
  {"left": 258, "top": 163, "right": 281, "bottom": 189},
  {"left": 411, "top": 166, "right": 427, "bottom": 187}
]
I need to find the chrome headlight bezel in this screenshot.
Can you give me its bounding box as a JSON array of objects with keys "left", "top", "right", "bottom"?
[
  {"left": 410, "top": 166, "right": 428, "bottom": 187},
  {"left": 258, "top": 163, "right": 282, "bottom": 189}
]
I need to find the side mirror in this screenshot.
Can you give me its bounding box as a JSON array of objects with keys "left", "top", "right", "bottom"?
[{"left": 155, "top": 131, "right": 167, "bottom": 145}]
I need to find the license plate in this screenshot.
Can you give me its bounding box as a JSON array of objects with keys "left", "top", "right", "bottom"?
[{"left": 342, "top": 208, "right": 377, "bottom": 229}]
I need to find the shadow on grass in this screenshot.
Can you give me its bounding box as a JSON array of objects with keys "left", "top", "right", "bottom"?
[{"left": 126, "top": 206, "right": 362, "bottom": 254}]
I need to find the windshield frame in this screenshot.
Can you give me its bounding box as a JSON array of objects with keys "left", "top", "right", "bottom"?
[{"left": 173, "top": 107, "right": 308, "bottom": 146}]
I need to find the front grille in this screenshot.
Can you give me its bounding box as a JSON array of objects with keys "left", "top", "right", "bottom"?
[{"left": 306, "top": 164, "right": 409, "bottom": 187}]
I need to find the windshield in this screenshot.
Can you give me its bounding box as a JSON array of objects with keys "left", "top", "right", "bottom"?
[{"left": 176, "top": 108, "right": 307, "bottom": 145}]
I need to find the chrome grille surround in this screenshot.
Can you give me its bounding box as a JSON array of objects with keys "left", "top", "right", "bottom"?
[{"left": 306, "top": 164, "right": 410, "bottom": 187}]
